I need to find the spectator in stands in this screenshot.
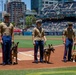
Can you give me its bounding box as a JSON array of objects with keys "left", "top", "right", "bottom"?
[
  {"left": 32, "top": 19, "right": 46, "bottom": 63},
  {"left": 62, "top": 22, "right": 75, "bottom": 62}
]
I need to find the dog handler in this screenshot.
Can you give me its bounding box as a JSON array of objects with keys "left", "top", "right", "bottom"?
[
  {"left": 0, "top": 13, "right": 14, "bottom": 65},
  {"left": 32, "top": 19, "right": 47, "bottom": 63},
  {"left": 62, "top": 22, "right": 75, "bottom": 62}
]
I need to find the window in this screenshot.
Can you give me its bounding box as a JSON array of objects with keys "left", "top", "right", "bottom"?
[{"left": 45, "top": 1, "right": 48, "bottom": 4}]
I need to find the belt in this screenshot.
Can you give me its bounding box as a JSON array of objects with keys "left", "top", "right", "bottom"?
[
  {"left": 3, "top": 33, "right": 10, "bottom": 36},
  {"left": 67, "top": 38, "right": 72, "bottom": 40}
]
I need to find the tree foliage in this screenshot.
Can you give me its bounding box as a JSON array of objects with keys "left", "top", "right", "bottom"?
[{"left": 25, "top": 15, "right": 36, "bottom": 27}]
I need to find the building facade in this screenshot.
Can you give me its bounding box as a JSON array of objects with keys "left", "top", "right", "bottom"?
[
  {"left": 0, "top": 12, "right": 2, "bottom": 21},
  {"left": 31, "top": 0, "right": 40, "bottom": 13},
  {"left": 6, "top": 0, "right": 21, "bottom": 3},
  {"left": 5, "top": 1, "right": 26, "bottom": 28}
]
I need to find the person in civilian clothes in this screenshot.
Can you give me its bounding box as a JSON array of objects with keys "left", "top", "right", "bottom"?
[
  {"left": 32, "top": 19, "right": 47, "bottom": 63},
  {"left": 62, "top": 22, "right": 75, "bottom": 62},
  {"left": 0, "top": 13, "right": 14, "bottom": 65}
]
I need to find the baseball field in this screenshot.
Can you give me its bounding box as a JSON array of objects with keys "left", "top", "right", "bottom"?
[{"left": 0, "top": 35, "right": 76, "bottom": 75}]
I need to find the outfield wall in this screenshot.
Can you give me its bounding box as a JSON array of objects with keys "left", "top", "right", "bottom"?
[
  {"left": 22, "top": 31, "right": 63, "bottom": 36},
  {"left": 45, "top": 32, "right": 63, "bottom": 35}
]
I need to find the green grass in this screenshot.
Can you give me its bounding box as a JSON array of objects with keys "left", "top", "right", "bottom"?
[
  {"left": 0, "top": 67, "right": 76, "bottom": 75},
  {"left": 25, "top": 67, "right": 76, "bottom": 75},
  {"left": 14, "top": 35, "right": 63, "bottom": 48},
  {"left": 14, "top": 35, "right": 62, "bottom": 39},
  {"left": 14, "top": 39, "right": 33, "bottom": 48},
  {"left": 14, "top": 39, "right": 63, "bottom": 48}
]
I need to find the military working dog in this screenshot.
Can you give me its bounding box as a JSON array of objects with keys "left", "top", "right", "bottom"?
[
  {"left": 11, "top": 42, "right": 19, "bottom": 64},
  {"left": 44, "top": 44, "right": 55, "bottom": 63},
  {"left": 72, "top": 43, "right": 76, "bottom": 62}
]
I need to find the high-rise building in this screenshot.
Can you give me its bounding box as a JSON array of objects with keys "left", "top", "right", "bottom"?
[
  {"left": 31, "top": 0, "right": 42, "bottom": 13},
  {"left": 5, "top": 0, "right": 26, "bottom": 28},
  {"left": 0, "top": 12, "right": 2, "bottom": 21},
  {"left": 5, "top": 0, "right": 22, "bottom": 11},
  {"left": 6, "top": 0, "right": 21, "bottom": 3}
]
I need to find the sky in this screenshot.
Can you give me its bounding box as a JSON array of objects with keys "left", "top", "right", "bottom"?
[
  {"left": 0, "top": 0, "right": 31, "bottom": 11},
  {"left": 22, "top": 0, "right": 31, "bottom": 10}
]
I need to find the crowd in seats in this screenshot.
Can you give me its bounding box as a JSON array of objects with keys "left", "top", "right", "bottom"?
[
  {"left": 71, "top": 2, "right": 76, "bottom": 10},
  {"left": 41, "top": 2, "right": 76, "bottom": 18},
  {"left": 26, "top": 21, "right": 76, "bottom": 33},
  {"left": 42, "top": 21, "right": 76, "bottom": 32},
  {"left": 55, "top": 2, "right": 72, "bottom": 9}
]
